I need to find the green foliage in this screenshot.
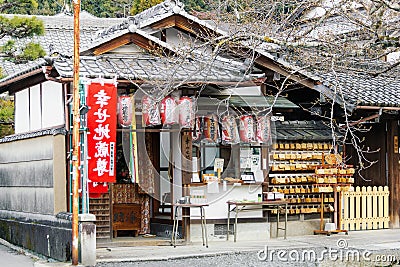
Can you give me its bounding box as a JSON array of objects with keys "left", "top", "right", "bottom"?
[
  {"left": 0, "top": 15, "right": 44, "bottom": 38},
  {"left": 0, "top": 0, "right": 38, "bottom": 14},
  {"left": 0, "top": 97, "right": 14, "bottom": 138},
  {"left": 130, "top": 0, "right": 164, "bottom": 15},
  {"left": 0, "top": 15, "right": 45, "bottom": 63},
  {"left": 0, "top": 97, "right": 13, "bottom": 123},
  {"left": 184, "top": 0, "right": 209, "bottom": 12},
  {"left": 20, "top": 42, "right": 45, "bottom": 60}
]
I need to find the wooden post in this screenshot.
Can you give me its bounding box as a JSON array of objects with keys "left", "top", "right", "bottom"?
[
  {"left": 343, "top": 189, "right": 349, "bottom": 230},
  {"left": 181, "top": 131, "right": 192, "bottom": 242},
  {"left": 387, "top": 121, "right": 400, "bottom": 228},
  {"left": 72, "top": 0, "right": 81, "bottom": 265},
  {"left": 355, "top": 187, "right": 361, "bottom": 230}
]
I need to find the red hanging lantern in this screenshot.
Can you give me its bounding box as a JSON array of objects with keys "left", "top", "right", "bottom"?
[
  {"left": 160, "top": 95, "right": 178, "bottom": 125},
  {"left": 239, "top": 115, "right": 255, "bottom": 143},
  {"left": 256, "top": 115, "right": 271, "bottom": 143},
  {"left": 221, "top": 115, "right": 239, "bottom": 144},
  {"left": 118, "top": 95, "right": 132, "bottom": 127},
  {"left": 178, "top": 96, "right": 194, "bottom": 128},
  {"left": 203, "top": 114, "right": 219, "bottom": 143},
  {"left": 142, "top": 95, "right": 161, "bottom": 127}
]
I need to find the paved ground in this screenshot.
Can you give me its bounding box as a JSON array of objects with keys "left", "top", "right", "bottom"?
[
  {"left": 0, "top": 242, "right": 35, "bottom": 267},
  {"left": 3, "top": 229, "right": 399, "bottom": 266}
]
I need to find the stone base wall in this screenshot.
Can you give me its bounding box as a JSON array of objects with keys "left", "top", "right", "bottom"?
[{"left": 0, "top": 210, "right": 72, "bottom": 261}]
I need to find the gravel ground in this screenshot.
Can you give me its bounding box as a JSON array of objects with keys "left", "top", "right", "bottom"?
[{"left": 96, "top": 248, "right": 400, "bottom": 267}]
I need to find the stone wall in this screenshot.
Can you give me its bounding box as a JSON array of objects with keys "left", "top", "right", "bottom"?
[
  {"left": 0, "top": 210, "right": 72, "bottom": 261},
  {"left": 0, "top": 129, "right": 67, "bottom": 214}
]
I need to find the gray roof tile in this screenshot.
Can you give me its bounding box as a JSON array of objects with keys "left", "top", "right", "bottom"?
[
  {"left": 317, "top": 72, "right": 400, "bottom": 107},
  {"left": 52, "top": 54, "right": 249, "bottom": 83}
]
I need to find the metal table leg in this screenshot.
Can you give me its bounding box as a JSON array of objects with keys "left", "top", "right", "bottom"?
[
  {"left": 201, "top": 206, "right": 208, "bottom": 248},
  {"left": 172, "top": 206, "right": 179, "bottom": 247},
  {"left": 284, "top": 203, "right": 287, "bottom": 239},
  {"left": 200, "top": 206, "right": 205, "bottom": 246},
  {"left": 234, "top": 206, "right": 239, "bottom": 242},
  {"left": 227, "top": 203, "right": 230, "bottom": 241},
  {"left": 277, "top": 206, "right": 280, "bottom": 238}
]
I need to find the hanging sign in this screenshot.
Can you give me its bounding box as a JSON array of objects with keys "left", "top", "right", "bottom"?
[
  {"left": 221, "top": 115, "right": 239, "bottom": 144},
  {"left": 256, "top": 115, "right": 271, "bottom": 143},
  {"left": 160, "top": 95, "right": 178, "bottom": 125},
  {"left": 178, "top": 96, "right": 194, "bottom": 128},
  {"left": 203, "top": 114, "right": 219, "bottom": 143},
  {"left": 239, "top": 115, "right": 255, "bottom": 143},
  {"left": 87, "top": 81, "right": 117, "bottom": 188},
  {"left": 142, "top": 95, "right": 161, "bottom": 127},
  {"left": 118, "top": 95, "right": 133, "bottom": 127}
]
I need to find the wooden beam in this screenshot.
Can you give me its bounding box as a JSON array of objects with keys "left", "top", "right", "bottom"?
[
  {"left": 255, "top": 56, "right": 316, "bottom": 89},
  {"left": 93, "top": 34, "right": 131, "bottom": 55},
  {"left": 387, "top": 120, "right": 400, "bottom": 228},
  {"left": 149, "top": 15, "right": 177, "bottom": 30},
  {"left": 2, "top": 71, "right": 46, "bottom": 95}
]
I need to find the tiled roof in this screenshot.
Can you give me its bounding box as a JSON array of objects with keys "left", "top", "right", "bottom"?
[
  {"left": 318, "top": 72, "right": 400, "bottom": 108},
  {"left": 0, "top": 13, "right": 125, "bottom": 83},
  {"left": 52, "top": 54, "right": 249, "bottom": 83},
  {"left": 273, "top": 120, "right": 336, "bottom": 141},
  {"left": 88, "top": 0, "right": 226, "bottom": 51}
]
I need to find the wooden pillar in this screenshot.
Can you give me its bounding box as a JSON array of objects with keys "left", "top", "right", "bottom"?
[
  {"left": 181, "top": 130, "right": 192, "bottom": 241},
  {"left": 387, "top": 120, "right": 400, "bottom": 228}
]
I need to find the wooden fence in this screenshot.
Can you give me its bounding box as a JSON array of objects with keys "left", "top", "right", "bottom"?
[{"left": 341, "top": 186, "right": 390, "bottom": 231}]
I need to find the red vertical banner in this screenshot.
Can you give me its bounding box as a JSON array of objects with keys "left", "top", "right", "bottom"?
[{"left": 87, "top": 81, "right": 117, "bottom": 193}]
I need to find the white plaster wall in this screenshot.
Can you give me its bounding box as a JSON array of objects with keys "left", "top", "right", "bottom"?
[
  {"left": 42, "top": 81, "right": 64, "bottom": 128},
  {"left": 14, "top": 89, "right": 30, "bottom": 134},
  {"left": 29, "top": 85, "right": 42, "bottom": 131}
]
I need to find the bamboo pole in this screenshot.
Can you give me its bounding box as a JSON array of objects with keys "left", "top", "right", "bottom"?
[{"left": 72, "top": 0, "right": 81, "bottom": 265}]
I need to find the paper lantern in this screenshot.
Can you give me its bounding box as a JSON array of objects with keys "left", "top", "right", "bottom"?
[
  {"left": 160, "top": 95, "right": 178, "bottom": 125},
  {"left": 221, "top": 115, "right": 239, "bottom": 144},
  {"left": 142, "top": 95, "right": 161, "bottom": 127},
  {"left": 178, "top": 96, "right": 195, "bottom": 128},
  {"left": 239, "top": 115, "right": 255, "bottom": 143},
  {"left": 256, "top": 115, "right": 271, "bottom": 143},
  {"left": 203, "top": 114, "right": 219, "bottom": 143},
  {"left": 118, "top": 95, "right": 133, "bottom": 127}
]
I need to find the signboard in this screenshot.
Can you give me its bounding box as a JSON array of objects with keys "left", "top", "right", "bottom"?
[{"left": 87, "top": 81, "right": 117, "bottom": 193}]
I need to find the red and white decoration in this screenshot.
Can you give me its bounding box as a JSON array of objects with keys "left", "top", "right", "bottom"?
[
  {"left": 118, "top": 95, "right": 133, "bottom": 127},
  {"left": 87, "top": 81, "right": 117, "bottom": 194},
  {"left": 160, "top": 95, "right": 178, "bottom": 125},
  {"left": 239, "top": 115, "right": 255, "bottom": 143},
  {"left": 142, "top": 95, "right": 161, "bottom": 127},
  {"left": 256, "top": 115, "right": 271, "bottom": 143},
  {"left": 221, "top": 115, "right": 240, "bottom": 144},
  {"left": 178, "top": 96, "right": 194, "bottom": 128}
]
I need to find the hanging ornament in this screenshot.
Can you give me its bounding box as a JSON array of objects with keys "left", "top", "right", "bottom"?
[
  {"left": 118, "top": 95, "right": 133, "bottom": 127},
  {"left": 160, "top": 95, "right": 178, "bottom": 126},
  {"left": 221, "top": 115, "right": 239, "bottom": 144},
  {"left": 239, "top": 115, "right": 255, "bottom": 143},
  {"left": 178, "top": 96, "right": 195, "bottom": 128},
  {"left": 203, "top": 113, "right": 220, "bottom": 143},
  {"left": 192, "top": 115, "right": 202, "bottom": 142},
  {"left": 256, "top": 115, "right": 271, "bottom": 143},
  {"left": 141, "top": 95, "right": 161, "bottom": 127}
]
